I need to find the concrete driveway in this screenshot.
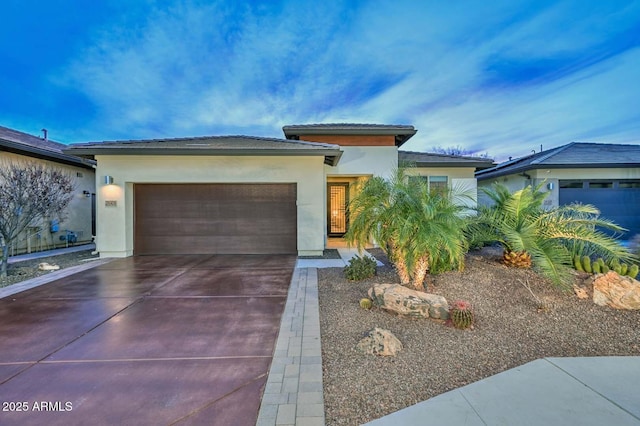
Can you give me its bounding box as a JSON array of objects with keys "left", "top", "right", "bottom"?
[{"left": 0, "top": 254, "right": 296, "bottom": 426}]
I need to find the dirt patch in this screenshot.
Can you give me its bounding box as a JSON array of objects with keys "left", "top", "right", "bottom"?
[
  {"left": 319, "top": 247, "right": 640, "bottom": 425},
  {"left": 1, "top": 249, "right": 100, "bottom": 288}
]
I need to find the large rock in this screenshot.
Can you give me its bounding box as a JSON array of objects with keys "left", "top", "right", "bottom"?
[
  {"left": 592, "top": 271, "right": 640, "bottom": 310},
  {"left": 368, "top": 284, "right": 449, "bottom": 319},
  {"left": 356, "top": 327, "right": 403, "bottom": 356}
]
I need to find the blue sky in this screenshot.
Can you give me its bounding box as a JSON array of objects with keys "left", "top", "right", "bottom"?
[{"left": 2, "top": 0, "right": 639, "bottom": 161}]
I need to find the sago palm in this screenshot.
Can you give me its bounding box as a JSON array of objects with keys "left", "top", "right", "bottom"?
[
  {"left": 345, "top": 169, "right": 471, "bottom": 291},
  {"left": 471, "top": 182, "right": 634, "bottom": 288}
]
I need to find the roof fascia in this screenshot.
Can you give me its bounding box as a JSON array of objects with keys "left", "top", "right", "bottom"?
[
  {"left": 283, "top": 126, "right": 417, "bottom": 147},
  {"left": 63, "top": 147, "right": 343, "bottom": 166},
  {"left": 1, "top": 139, "right": 95, "bottom": 170},
  {"left": 476, "top": 162, "right": 640, "bottom": 180}
]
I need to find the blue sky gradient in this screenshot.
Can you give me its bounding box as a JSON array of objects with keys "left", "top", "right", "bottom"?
[{"left": 1, "top": 0, "right": 639, "bottom": 161}]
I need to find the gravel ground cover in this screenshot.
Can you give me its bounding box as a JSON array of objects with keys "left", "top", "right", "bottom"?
[
  {"left": 0, "top": 249, "right": 99, "bottom": 288},
  {"left": 318, "top": 247, "right": 640, "bottom": 425}
]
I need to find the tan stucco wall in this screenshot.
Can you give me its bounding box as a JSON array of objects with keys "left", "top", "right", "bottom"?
[
  {"left": 324, "top": 146, "right": 398, "bottom": 177},
  {"left": 1, "top": 151, "right": 95, "bottom": 255},
  {"left": 405, "top": 166, "right": 476, "bottom": 180},
  {"left": 94, "top": 155, "right": 327, "bottom": 257}
]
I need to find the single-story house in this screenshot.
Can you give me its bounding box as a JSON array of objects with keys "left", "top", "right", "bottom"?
[
  {"left": 0, "top": 126, "right": 96, "bottom": 255},
  {"left": 65, "top": 124, "right": 493, "bottom": 258},
  {"left": 476, "top": 142, "right": 640, "bottom": 238}
]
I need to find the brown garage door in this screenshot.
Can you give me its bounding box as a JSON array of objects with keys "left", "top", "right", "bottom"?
[{"left": 134, "top": 184, "right": 297, "bottom": 255}]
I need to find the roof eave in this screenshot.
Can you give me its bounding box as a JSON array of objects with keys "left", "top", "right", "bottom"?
[
  {"left": 476, "top": 162, "right": 640, "bottom": 180},
  {"left": 283, "top": 126, "right": 417, "bottom": 146},
  {"left": 63, "top": 147, "right": 343, "bottom": 166},
  {"left": 413, "top": 161, "right": 495, "bottom": 168},
  {"left": 1, "top": 139, "right": 95, "bottom": 169}
]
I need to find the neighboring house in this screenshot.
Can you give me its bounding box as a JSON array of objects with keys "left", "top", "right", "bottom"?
[
  {"left": 476, "top": 142, "right": 640, "bottom": 237},
  {"left": 0, "top": 126, "right": 96, "bottom": 255},
  {"left": 64, "top": 124, "right": 491, "bottom": 258}
]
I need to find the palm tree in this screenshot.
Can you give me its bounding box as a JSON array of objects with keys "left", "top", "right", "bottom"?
[
  {"left": 345, "top": 169, "right": 470, "bottom": 291},
  {"left": 471, "top": 182, "right": 634, "bottom": 288}
]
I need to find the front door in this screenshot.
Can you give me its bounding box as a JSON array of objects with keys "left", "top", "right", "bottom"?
[{"left": 327, "top": 183, "right": 349, "bottom": 237}]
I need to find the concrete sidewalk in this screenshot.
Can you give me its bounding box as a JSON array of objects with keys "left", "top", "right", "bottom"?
[
  {"left": 366, "top": 356, "right": 640, "bottom": 426},
  {"left": 295, "top": 248, "right": 383, "bottom": 268}
]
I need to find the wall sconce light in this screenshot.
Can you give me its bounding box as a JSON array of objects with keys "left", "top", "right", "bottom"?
[
  {"left": 82, "top": 190, "right": 91, "bottom": 198},
  {"left": 104, "top": 175, "right": 114, "bottom": 185},
  {"left": 547, "top": 182, "right": 554, "bottom": 190}
]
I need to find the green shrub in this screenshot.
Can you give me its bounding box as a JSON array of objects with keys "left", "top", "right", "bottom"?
[{"left": 344, "top": 255, "right": 377, "bottom": 281}]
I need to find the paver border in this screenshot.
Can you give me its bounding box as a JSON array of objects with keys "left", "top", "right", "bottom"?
[{"left": 257, "top": 267, "right": 325, "bottom": 426}]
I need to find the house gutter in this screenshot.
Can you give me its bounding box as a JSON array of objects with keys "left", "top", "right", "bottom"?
[
  {"left": 63, "top": 147, "right": 343, "bottom": 166},
  {"left": 1, "top": 139, "right": 95, "bottom": 170}
]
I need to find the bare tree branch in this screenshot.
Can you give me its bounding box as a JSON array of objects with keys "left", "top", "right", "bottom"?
[{"left": 0, "top": 161, "right": 75, "bottom": 277}]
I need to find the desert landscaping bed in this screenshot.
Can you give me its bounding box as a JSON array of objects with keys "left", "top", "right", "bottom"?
[
  {"left": 0, "top": 249, "right": 99, "bottom": 288},
  {"left": 318, "top": 247, "right": 640, "bottom": 426}
]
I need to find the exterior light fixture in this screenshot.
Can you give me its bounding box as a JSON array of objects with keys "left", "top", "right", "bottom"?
[
  {"left": 82, "top": 190, "right": 91, "bottom": 197},
  {"left": 104, "top": 175, "right": 114, "bottom": 185}
]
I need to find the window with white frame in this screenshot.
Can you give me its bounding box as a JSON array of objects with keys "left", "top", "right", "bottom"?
[{"left": 409, "top": 175, "right": 449, "bottom": 193}]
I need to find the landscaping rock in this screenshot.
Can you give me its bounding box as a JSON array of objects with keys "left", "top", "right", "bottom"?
[
  {"left": 573, "top": 284, "right": 589, "bottom": 299},
  {"left": 368, "top": 283, "right": 449, "bottom": 319},
  {"left": 356, "top": 327, "right": 403, "bottom": 356},
  {"left": 592, "top": 271, "right": 640, "bottom": 310},
  {"left": 38, "top": 262, "right": 60, "bottom": 271}
]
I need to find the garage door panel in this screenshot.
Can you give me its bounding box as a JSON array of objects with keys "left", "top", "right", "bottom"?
[
  {"left": 559, "top": 184, "right": 640, "bottom": 237},
  {"left": 136, "top": 236, "right": 297, "bottom": 255},
  {"left": 135, "top": 184, "right": 297, "bottom": 255},
  {"left": 136, "top": 215, "right": 294, "bottom": 235}
]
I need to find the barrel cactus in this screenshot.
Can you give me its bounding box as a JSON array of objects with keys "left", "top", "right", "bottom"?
[
  {"left": 449, "top": 300, "right": 474, "bottom": 330},
  {"left": 359, "top": 298, "right": 373, "bottom": 310}
]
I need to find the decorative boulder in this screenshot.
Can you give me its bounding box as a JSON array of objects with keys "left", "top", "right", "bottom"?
[
  {"left": 592, "top": 271, "right": 640, "bottom": 310},
  {"left": 356, "top": 327, "right": 402, "bottom": 356},
  {"left": 368, "top": 284, "right": 449, "bottom": 320}
]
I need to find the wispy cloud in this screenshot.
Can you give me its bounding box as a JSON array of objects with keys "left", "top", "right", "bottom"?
[{"left": 44, "top": 0, "right": 640, "bottom": 160}]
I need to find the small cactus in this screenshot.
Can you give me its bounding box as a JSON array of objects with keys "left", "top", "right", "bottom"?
[
  {"left": 574, "top": 255, "right": 584, "bottom": 272},
  {"left": 592, "top": 260, "right": 601, "bottom": 274},
  {"left": 582, "top": 256, "right": 592, "bottom": 274},
  {"left": 359, "top": 298, "right": 372, "bottom": 310},
  {"left": 601, "top": 264, "right": 610, "bottom": 274},
  {"left": 449, "top": 300, "right": 474, "bottom": 330},
  {"left": 620, "top": 263, "right": 629, "bottom": 276},
  {"left": 628, "top": 264, "right": 639, "bottom": 279}
]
